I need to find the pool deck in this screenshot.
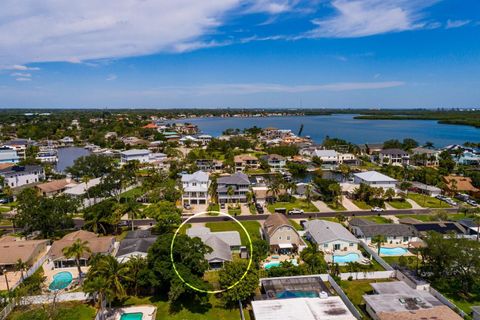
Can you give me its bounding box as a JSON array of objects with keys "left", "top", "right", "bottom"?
[
  {"left": 43, "top": 264, "right": 88, "bottom": 292},
  {"left": 324, "top": 250, "right": 368, "bottom": 265},
  {"left": 111, "top": 305, "right": 157, "bottom": 320}
]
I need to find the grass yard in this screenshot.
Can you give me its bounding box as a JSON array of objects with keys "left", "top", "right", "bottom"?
[
  {"left": 396, "top": 214, "right": 433, "bottom": 222},
  {"left": 382, "top": 256, "right": 421, "bottom": 269},
  {"left": 387, "top": 200, "right": 412, "bottom": 209},
  {"left": 326, "top": 201, "right": 347, "bottom": 211},
  {"left": 267, "top": 199, "right": 318, "bottom": 213},
  {"left": 289, "top": 219, "right": 302, "bottom": 231},
  {"left": 360, "top": 215, "right": 393, "bottom": 224},
  {"left": 119, "top": 187, "right": 144, "bottom": 200},
  {"left": 0, "top": 206, "right": 12, "bottom": 213},
  {"left": 352, "top": 200, "right": 371, "bottom": 210},
  {"left": 340, "top": 279, "right": 392, "bottom": 319},
  {"left": 206, "top": 221, "right": 261, "bottom": 245},
  {"left": 123, "top": 294, "right": 250, "bottom": 320},
  {"left": 407, "top": 193, "right": 450, "bottom": 208},
  {"left": 7, "top": 302, "right": 96, "bottom": 320},
  {"left": 207, "top": 203, "right": 220, "bottom": 212},
  {"left": 227, "top": 206, "right": 241, "bottom": 216}
]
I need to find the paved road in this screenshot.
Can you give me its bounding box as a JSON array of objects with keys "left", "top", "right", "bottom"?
[{"left": 1, "top": 207, "right": 459, "bottom": 232}]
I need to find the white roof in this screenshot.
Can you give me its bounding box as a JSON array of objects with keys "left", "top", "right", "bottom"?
[
  {"left": 121, "top": 149, "right": 150, "bottom": 156},
  {"left": 252, "top": 297, "right": 355, "bottom": 320},
  {"left": 314, "top": 150, "right": 338, "bottom": 158},
  {"left": 181, "top": 170, "right": 209, "bottom": 183},
  {"left": 64, "top": 177, "right": 102, "bottom": 195},
  {"left": 354, "top": 171, "right": 397, "bottom": 183},
  {"left": 304, "top": 220, "right": 359, "bottom": 244}
]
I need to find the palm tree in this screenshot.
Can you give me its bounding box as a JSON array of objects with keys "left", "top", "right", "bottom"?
[
  {"left": 124, "top": 199, "right": 142, "bottom": 231},
  {"left": 227, "top": 186, "right": 235, "bottom": 205},
  {"left": 62, "top": 239, "right": 91, "bottom": 282},
  {"left": 81, "top": 175, "right": 92, "bottom": 202},
  {"left": 267, "top": 180, "right": 281, "bottom": 201},
  {"left": 328, "top": 183, "right": 341, "bottom": 207},
  {"left": 384, "top": 188, "right": 395, "bottom": 202},
  {"left": 372, "top": 235, "right": 386, "bottom": 255},
  {"left": 15, "top": 259, "right": 28, "bottom": 282},
  {"left": 87, "top": 255, "right": 131, "bottom": 308},
  {"left": 125, "top": 256, "right": 147, "bottom": 296},
  {"left": 208, "top": 176, "right": 218, "bottom": 203},
  {"left": 305, "top": 184, "right": 312, "bottom": 202}
]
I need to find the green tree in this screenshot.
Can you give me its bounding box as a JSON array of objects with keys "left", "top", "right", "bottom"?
[
  {"left": 300, "top": 245, "right": 327, "bottom": 274},
  {"left": 219, "top": 259, "right": 259, "bottom": 306},
  {"left": 125, "top": 256, "right": 148, "bottom": 296},
  {"left": 372, "top": 235, "right": 386, "bottom": 255},
  {"left": 62, "top": 239, "right": 91, "bottom": 282},
  {"left": 15, "top": 259, "right": 28, "bottom": 282},
  {"left": 384, "top": 188, "right": 395, "bottom": 201},
  {"left": 66, "top": 154, "right": 114, "bottom": 179},
  {"left": 144, "top": 201, "right": 182, "bottom": 233}
]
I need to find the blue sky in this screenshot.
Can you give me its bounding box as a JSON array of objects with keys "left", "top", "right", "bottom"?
[{"left": 0, "top": 0, "right": 479, "bottom": 108}]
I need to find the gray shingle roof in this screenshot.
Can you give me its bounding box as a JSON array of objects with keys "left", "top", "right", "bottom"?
[
  {"left": 116, "top": 237, "right": 157, "bottom": 257},
  {"left": 217, "top": 172, "right": 250, "bottom": 185},
  {"left": 304, "top": 220, "right": 358, "bottom": 244},
  {"left": 355, "top": 224, "right": 418, "bottom": 237},
  {"left": 187, "top": 226, "right": 241, "bottom": 247},
  {"left": 204, "top": 235, "right": 232, "bottom": 262}
]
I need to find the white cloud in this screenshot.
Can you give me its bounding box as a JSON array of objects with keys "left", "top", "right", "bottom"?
[
  {"left": 106, "top": 74, "right": 117, "bottom": 81},
  {"left": 138, "top": 81, "right": 404, "bottom": 96},
  {"left": 1, "top": 64, "right": 40, "bottom": 71},
  {"left": 15, "top": 77, "right": 31, "bottom": 82},
  {"left": 246, "top": 0, "right": 299, "bottom": 14},
  {"left": 445, "top": 19, "right": 471, "bottom": 29},
  {"left": 306, "top": 0, "right": 439, "bottom": 38},
  {"left": 0, "top": 0, "right": 241, "bottom": 66},
  {"left": 11, "top": 72, "right": 31, "bottom": 77}
]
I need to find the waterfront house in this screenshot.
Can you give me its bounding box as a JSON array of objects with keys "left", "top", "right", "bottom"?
[
  {"left": 49, "top": 230, "right": 115, "bottom": 269},
  {"left": 217, "top": 172, "right": 251, "bottom": 203},
  {"left": 1, "top": 139, "right": 35, "bottom": 159},
  {"left": 181, "top": 170, "right": 210, "bottom": 205},
  {"left": 261, "top": 154, "right": 286, "bottom": 172},
  {"left": 120, "top": 149, "right": 151, "bottom": 164},
  {"left": 0, "top": 165, "right": 45, "bottom": 188},
  {"left": 304, "top": 219, "right": 359, "bottom": 254},
  {"left": 379, "top": 148, "right": 410, "bottom": 165},
  {"left": 443, "top": 175, "right": 480, "bottom": 197},
  {"left": 353, "top": 171, "right": 397, "bottom": 190},
  {"left": 234, "top": 154, "right": 259, "bottom": 172},
  {"left": 349, "top": 218, "right": 418, "bottom": 246},
  {"left": 358, "top": 143, "right": 384, "bottom": 155},
  {"left": 0, "top": 148, "right": 20, "bottom": 164},
  {"left": 36, "top": 178, "right": 77, "bottom": 197},
  {"left": 263, "top": 213, "right": 306, "bottom": 254},
  {"left": 116, "top": 230, "right": 157, "bottom": 263},
  {"left": 195, "top": 159, "right": 223, "bottom": 172},
  {"left": 411, "top": 147, "right": 439, "bottom": 167}
]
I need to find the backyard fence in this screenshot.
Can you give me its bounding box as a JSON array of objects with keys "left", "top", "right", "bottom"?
[
  {"left": 0, "top": 301, "right": 15, "bottom": 320},
  {"left": 429, "top": 287, "right": 467, "bottom": 318},
  {"left": 339, "top": 270, "right": 395, "bottom": 281},
  {"left": 10, "top": 249, "right": 50, "bottom": 291},
  {"left": 327, "top": 275, "right": 363, "bottom": 320}
]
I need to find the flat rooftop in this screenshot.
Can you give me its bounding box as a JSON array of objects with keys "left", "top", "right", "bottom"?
[{"left": 252, "top": 297, "right": 356, "bottom": 320}]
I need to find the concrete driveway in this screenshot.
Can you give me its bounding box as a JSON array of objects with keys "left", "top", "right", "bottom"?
[
  {"left": 312, "top": 200, "right": 334, "bottom": 212},
  {"left": 342, "top": 196, "right": 363, "bottom": 211}
]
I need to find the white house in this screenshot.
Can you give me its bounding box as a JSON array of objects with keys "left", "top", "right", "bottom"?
[
  {"left": 312, "top": 150, "right": 338, "bottom": 166},
  {"left": 0, "top": 148, "right": 20, "bottom": 164},
  {"left": 353, "top": 171, "right": 398, "bottom": 190},
  {"left": 261, "top": 154, "right": 286, "bottom": 172},
  {"left": 0, "top": 165, "right": 44, "bottom": 188},
  {"left": 181, "top": 170, "right": 210, "bottom": 205},
  {"left": 304, "top": 220, "right": 359, "bottom": 254},
  {"left": 120, "top": 149, "right": 151, "bottom": 164},
  {"left": 349, "top": 218, "right": 418, "bottom": 246},
  {"left": 379, "top": 148, "right": 410, "bottom": 166}
]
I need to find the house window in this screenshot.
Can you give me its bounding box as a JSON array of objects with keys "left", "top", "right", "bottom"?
[
  {"left": 349, "top": 243, "right": 354, "bottom": 246},
  {"left": 324, "top": 244, "right": 328, "bottom": 248},
  {"left": 334, "top": 244, "right": 341, "bottom": 250},
  {"left": 403, "top": 237, "right": 409, "bottom": 242}
]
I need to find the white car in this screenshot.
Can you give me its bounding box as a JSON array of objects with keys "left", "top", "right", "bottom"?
[
  {"left": 288, "top": 208, "right": 304, "bottom": 215},
  {"left": 371, "top": 207, "right": 385, "bottom": 212}
]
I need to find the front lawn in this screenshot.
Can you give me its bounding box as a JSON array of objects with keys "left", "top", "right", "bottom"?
[
  {"left": 227, "top": 206, "right": 241, "bottom": 216},
  {"left": 360, "top": 216, "right": 393, "bottom": 224},
  {"left": 7, "top": 302, "right": 96, "bottom": 320},
  {"left": 407, "top": 193, "right": 450, "bottom": 208},
  {"left": 267, "top": 199, "right": 318, "bottom": 213},
  {"left": 207, "top": 203, "right": 220, "bottom": 212},
  {"left": 325, "top": 201, "right": 347, "bottom": 211},
  {"left": 387, "top": 200, "right": 412, "bottom": 209},
  {"left": 206, "top": 221, "right": 261, "bottom": 245},
  {"left": 123, "top": 294, "right": 250, "bottom": 320},
  {"left": 352, "top": 200, "right": 371, "bottom": 210},
  {"left": 289, "top": 219, "right": 302, "bottom": 231}
]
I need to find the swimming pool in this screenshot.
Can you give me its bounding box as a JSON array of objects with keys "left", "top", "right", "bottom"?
[
  {"left": 264, "top": 259, "right": 298, "bottom": 269},
  {"left": 276, "top": 290, "right": 318, "bottom": 299},
  {"left": 48, "top": 271, "right": 73, "bottom": 291},
  {"left": 120, "top": 313, "right": 143, "bottom": 320},
  {"left": 332, "top": 253, "right": 360, "bottom": 264},
  {"left": 379, "top": 247, "right": 409, "bottom": 256}
]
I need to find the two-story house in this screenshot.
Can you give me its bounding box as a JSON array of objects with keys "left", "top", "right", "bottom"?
[
  {"left": 120, "top": 149, "right": 151, "bottom": 164},
  {"left": 261, "top": 154, "right": 286, "bottom": 172},
  {"left": 263, "top": 213, "right": 306, "bottom": 254},
  {"left": 0, "top": 165, "right": 45, "bottom": 188},
  {"left": 217, "top": 172, "right": 251, "bottom": 203},
  {"left": 0, "top": 148, "right": 20, "bottom": 164},
  {"left": 234, "top": 155, "right": 259, "bottom": 172},
  {"left": 379, "top": 148, "right": 410, "bottom": 165},
  {"left": 349, "top": 218, "right": 418, "bottom": 246},
  {"left": 181, "top": 170, "right": 210, "bottom": 205}
]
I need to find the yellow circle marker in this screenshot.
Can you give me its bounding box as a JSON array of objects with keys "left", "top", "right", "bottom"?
[{"left": 170, "top": 211, "right": 254, "bottom": 294}]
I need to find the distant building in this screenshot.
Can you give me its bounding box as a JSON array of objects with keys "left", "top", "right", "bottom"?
[
  {"left": 2, "top": 139, "right": 35, "bottom": 159},
  {"left": 411, "top": 147, "right": 439, "bottom": 167},
  {"left": 443, "top": 175, "right": 480, "bottom": 197},
  {"left": 379, "top": 149, "right": 410, "bottom": 165},
  {"left": 234, "top": 154, "right": 259, "bottom": 172},
  {"left": 217, "top": 172, "right": 251, "bottom": 203},
  {"left": 120, "top": 149, "right": 151, "bottom": 164},
  {"left": 409, "top": 182, "right": 442, "bottom": 197},
  {"left": 261, "top": 154, "right": 286, "bottom": 172},
  {"left": 353, "top": 171, "right": 397, "bottom": 190},
  {"left": 0, "top": 148, "right": 20, "bottom": 164},
  {"left": 0, "top": 165, "right": 45, "bottom": 188},
  {"left": 181, "top": 170, "right": 210, "bottom": 205},
  {"left": 195, "top": 159, "right": 223, "bottom": 172},
  {"left": 35, "top": 178, "right": 77, "bottom": 197}
]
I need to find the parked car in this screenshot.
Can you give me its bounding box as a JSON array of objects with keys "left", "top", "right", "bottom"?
[
  {"left": 183, "top": 203, "right": 192, "bottom": 210},
  {"left": 288, "top": 208, "right": 304, "bottom": 215},
  {"left": 220, "top": 203, "right": 226, "bottom": 209},
  {"left": 371, "top": 207, "right": 384, "bottom": 212},
  {"left": 466, "top": 199, "right": 478, "bottom": 206},
  {"left": 255, "top": 203, "right": 264, "bottom": 213},
  {"left": 0, "top": 198, "right": 8, "bottom": 204}
]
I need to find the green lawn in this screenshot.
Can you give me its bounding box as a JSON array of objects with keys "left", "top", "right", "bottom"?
[
  {"left": 360, "top": 216, "right": 393, "bottom": 224},
  {"left": 407, "top": 193, "right": 450, "bottom": 208},
  {"left": 249, "top": 203, "right": 257, "bottom": 215},
  {"left": 7, "top": 302, "right": 96, "bottom": 320},
  {"left": 227, "top": 206, "right": 241, "bottom": 216},
  {"left": 206, "top": 221, "right": 261, "bottom": 245},
  {"left": 267, "top": 199, "right": 318, "bottom": 213},
  {"left": 207, "top": 203, "right": 220, "bottom": 212},
  {"left": 0, "top": 206, "right": 12, "bottom": 213},
  {"left": 352, "top": 200, "right": 371, "bottom": 210},
  {"left": 289, "top": 219, "right": 302, "bottom": 231},
  {"left": 325, "top": 201, "right": 347, "bottom": 211},
  {"left": 396, "top": 214, "right": 433, "bottom": 222},
  {"left": 387, "top": 200, "right": 412, "bottom": 209},
  {"left": 119, "top": 187, "right": 144, "bottom": 200},
  {"left": 123, "top": 294, "right": 250, "bottom": 320}
]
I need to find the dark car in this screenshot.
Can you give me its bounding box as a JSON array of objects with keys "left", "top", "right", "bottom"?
[{"left": 255, "top": 203, "right": 264, "bottom": 214}]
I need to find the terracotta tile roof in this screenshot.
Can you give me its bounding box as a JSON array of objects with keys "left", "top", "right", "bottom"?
[
  {"left": 0, "top": 163, "right": 14, "bottom": 170},
  {"left": 49, "top": 231, "right": 114, "bottom": 261},
  {"left": 0, "top": 239, "right": 48, "bottom": 266},
  {"left": 444, "top": 175, "right": 479, "bottom": 192},
  {"left": 36, "top": 179, "right": 77, "bottom": 193}
]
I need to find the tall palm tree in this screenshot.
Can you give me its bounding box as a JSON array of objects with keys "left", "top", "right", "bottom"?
[
  {"left": 15, "top": 259, "right": 28, "bottom": 282},
  {"left": 124, "top": 199, "right": 142, "bottom": 231},
  {"left": 227, "top": 185, "right": 235, "bottom": 205},
  {"left": 328, "top": 183, "right": 341, "bottom": 207},
  {"left": 372, "top": 235, "right": 386, "bottom": 255},
  {"left": 125, "top": 256, "right": 147, "bottom": 296},
  {"left": 267, "top": 180, "right": 281, "bottom": 201},
  {"left": 62, "top": 239, "right": 91, "bottom": 282}
]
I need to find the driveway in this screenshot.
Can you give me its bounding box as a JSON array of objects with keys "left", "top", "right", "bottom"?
[
  {"left": 240, "top": 204, "right": 251, "bottom": 215},
  {"left": 312, "top": 200, "right": 334, "bottom": 212},
  {"left": 342, "top": 196, "right": 363, "bottom": 211},
  {"left": 406, "top": 198, "right": 423, "bottom": 209}
]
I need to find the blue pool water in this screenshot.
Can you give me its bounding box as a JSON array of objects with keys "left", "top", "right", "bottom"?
[
  {"left": 120, "top": 313, "right": 143, "bottom": 320},
  {"left": 380, "top": 247, "right": 409, "bottom": 256},
  {"left": 264, "top": 259, "right": 298, "bottom": 269},
  {"left": 332, "top": 253, "right": 360, "bottom": 264},
  {"left": 276, "top": 290, "right": 318, "bottom": 299},
  {"left": 48, "top": 271, "right": 73, "bottom": 291}
]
